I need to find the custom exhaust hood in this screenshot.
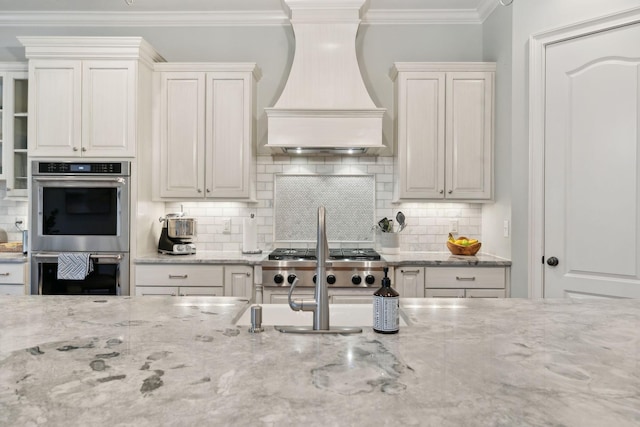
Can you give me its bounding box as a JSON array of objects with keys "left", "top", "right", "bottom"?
[{"left": 265, "top": 0, "right": 386, "bottom": 155}]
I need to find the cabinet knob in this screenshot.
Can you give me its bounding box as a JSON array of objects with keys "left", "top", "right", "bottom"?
[
  {"left": 448, "top": 190, "right": 453, "bottom": 194},
  {"left": 197, "top": 189, "right": 202, "bottom": 193},
  {"left": 73, "top": 147, "right": 79, "bottom": 152},
  {"left": 439, "top": 189, "right": 444, "bottom": 194},
  {"left": 546, "top": 257, "right": 559, "bottom": 267},
  {"left": 246, "top": 272, "right": 251, "bottom": 277},
  {"left": 206, "top": 189, "right": 211, "bottom": 193},
  {"left": 82, "top": 147, "right": 87, "bottom": 152}
]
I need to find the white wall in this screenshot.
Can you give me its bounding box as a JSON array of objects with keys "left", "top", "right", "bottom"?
[
  {"left": 481, "top": 3, "right": 512, "bottom": 259},
  {"left": 510, "top": 0, "right": 640, "bottom": 296}
]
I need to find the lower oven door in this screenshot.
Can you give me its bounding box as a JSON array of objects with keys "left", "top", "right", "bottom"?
[{"left": 31, "top": 252, "right": 129, "bottom": 296}]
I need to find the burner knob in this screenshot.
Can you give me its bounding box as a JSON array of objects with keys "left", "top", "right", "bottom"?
[
  {"left": 287, "top": 274, "right": 297, "bottom": 284},
  {"left": 365, "top": 275, "right": 376, "bottom": 285},
  {"left": 274, "top": 274, "right": 284, "bottom": 285},
  {"left": 327, "top": 275, "right": 336, "bottom": 285},
  {"left": 351, "top": 275, "right": 362, "bottom": 285},
  {"left": 313, "top": 274, "right": 317, "bottom": 284}
]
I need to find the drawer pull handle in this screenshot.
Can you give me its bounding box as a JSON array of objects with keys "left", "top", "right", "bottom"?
[
  {"left": 401, "top": 269, "right": 420, "bottom": 274},
  {"left": 0, "top": 272, "right": 10, "bottom": 276},
  {"left": 169, "top": 274, "right": 188, "bottom": 279},
  {"left": 456, "top": 276, "right": 476, "bottom": 281}
]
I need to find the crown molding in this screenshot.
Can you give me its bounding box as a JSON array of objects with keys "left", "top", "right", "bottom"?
[
  {"left": 0, "top": 3, "right": 501, "bottom": 27},
  {"left": 0, "top": 11, "right": 290, "bottom": 27}
]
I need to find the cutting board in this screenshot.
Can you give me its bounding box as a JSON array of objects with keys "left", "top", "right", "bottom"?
[{"left": 0, "top": 242, "right": 23, "bottom": 253}]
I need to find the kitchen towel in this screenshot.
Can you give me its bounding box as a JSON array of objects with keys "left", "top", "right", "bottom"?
[
  {"left": 242, "top": 215, "right": 260, "bottom": 254},
  {"left": 57, "top": 253, "right": 94, "bottom": 280}
]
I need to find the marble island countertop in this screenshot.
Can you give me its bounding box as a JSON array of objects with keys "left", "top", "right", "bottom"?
[{"left": 2, "top": 296, "right": 636, "bottom": 426}]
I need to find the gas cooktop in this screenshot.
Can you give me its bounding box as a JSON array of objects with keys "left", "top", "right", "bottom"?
[{"left": 268, "top": 248, "right": 381, "bottom": 261}]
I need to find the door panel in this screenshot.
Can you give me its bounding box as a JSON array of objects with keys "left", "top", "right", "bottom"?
[{"left": 544, "top": 23, "right": 640, "bottom": 297}]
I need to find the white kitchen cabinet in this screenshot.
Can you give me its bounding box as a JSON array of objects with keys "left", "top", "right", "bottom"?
[
  {"left": 154, "top": 63, "right": 260, "bottom": 200},
  {"left": 134, "top": 264, "right": 224, "bottom": 297},
  {"left": 394, "top": 266, "right": 425, "bottom": 297},
  {"left": 425, "top": 266, "right": 508, "bottom": 298},
  {"left": 224, "top": 265, "right": 254, "bottom": 298},
  {"left": 19, "top": 37, "right": 164, "bottom": 158},
  {"left": 392, "top": 63, "right": 495, "bottom": 201},
  {"left": 0, "top": 262, "right": 27, "bottom": 295},
  {"left": 0, "top": 65, "right": 29, "bottom": 199},
  {"left": 135, "top": 264, "right": 255, "bottom": 298}
]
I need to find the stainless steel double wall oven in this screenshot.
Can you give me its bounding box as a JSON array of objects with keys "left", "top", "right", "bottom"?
[{"left": 30, "top": 161, "right": 130, "bottom": 295}]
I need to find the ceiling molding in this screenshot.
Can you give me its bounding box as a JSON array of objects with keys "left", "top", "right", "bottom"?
[
  {"left": 0, "top": 3, "right": 501, "bottom": 27},
  {"left": 0, "top": 11, "right": 290, "bottom": 27},
  {"left": 362, "top": 8, "right": 482, "bottom": 24}
]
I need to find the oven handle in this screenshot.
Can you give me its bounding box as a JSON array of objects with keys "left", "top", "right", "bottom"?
[
  {"left": 32, "top": 253, "right": 124, "bottom": 261},
  {"left": 33, "top": 177, "right": 126, "bottom": 184}
]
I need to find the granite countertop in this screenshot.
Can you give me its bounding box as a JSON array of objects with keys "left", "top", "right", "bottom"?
[
  {"left": 0, "top": 253, "right": 28, "bottom": 263},
  {"left": 135, "top": 251, "right": 510, "bottom": 266},
  {"left": 1, "top": 296, "right": 637, "bottom": 426},
  {"left": 382, "top": 251, "right": 512, "bottom": 266},
  {"left": 135, "top": 251, "right": 268, "bottom": 265}
]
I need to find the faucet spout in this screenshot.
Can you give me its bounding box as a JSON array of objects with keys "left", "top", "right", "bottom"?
[
  {"left": 287, "top": 206, "right": 330, "bottom": 330},
  {"left": 314, "top": 206, "right": 330, "bottom": 330},
  {"left": 280, "top": 206, "right": 361, "bottom": 334}
]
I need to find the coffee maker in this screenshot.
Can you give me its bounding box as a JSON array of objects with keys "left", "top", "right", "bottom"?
[{"left": 158, "top": 213, "right": 197, "bottom": 255}]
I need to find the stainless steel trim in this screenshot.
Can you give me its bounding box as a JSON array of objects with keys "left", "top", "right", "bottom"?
[
  {"left": 169, "top": 274, "right": 188, "bottom": 279},
  {"left": 456, "top": 276, "right": 476, "bottom": 281},
  {"left": 32, "top": 177, "right": 126, "bottom": 184},
  {"left": 32, "top": 253, "right": 124, "bottom": 261}
]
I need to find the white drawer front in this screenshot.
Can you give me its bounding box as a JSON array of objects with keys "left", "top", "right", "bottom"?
[
  {"left": 425, "top": 267, "right": 505, "bottom": 289},
  {"left": 136, "top": 265, "right": 224, "bottom": 287},
  {"left": 0, "top": 263, "right": 25, "bottom": 284}
]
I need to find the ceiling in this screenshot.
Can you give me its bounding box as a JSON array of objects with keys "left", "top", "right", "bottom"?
[{"left": 0, "top": 0, "right": 503, "bottom": 25}]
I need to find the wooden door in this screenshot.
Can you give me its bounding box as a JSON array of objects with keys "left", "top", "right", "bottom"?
[
  {"left": 445, "top": 72, "right": 493, "bottom": 200},
  {"left": 544, "top": 22, "right": 640, "bottom": 298},
  {"left": 397, "top": 71, "right": 445, "bottom": 199},
  {"left": 206, "top": 73, "right": 250, "bottom": 198},
  {"left": 158, "top": 72, "right": 206, "bottom": 198},
  {"left": 28, "top": 60, "right": 81, "bottom": 157},
  {"left": 224, "top": 266, "right": 253, "bottom": 298},
  {"left": 82, "top": 61, "right": 136, "bottom": 157}
]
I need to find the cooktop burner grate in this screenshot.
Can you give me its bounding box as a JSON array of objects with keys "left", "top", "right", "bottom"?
[{"left": 268, "top": 248, "right": 381, "bottom": 261}]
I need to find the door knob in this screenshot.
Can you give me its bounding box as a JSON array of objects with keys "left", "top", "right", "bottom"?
[{"left": 546, "top": 256, "right": 559, "bottom": 266}]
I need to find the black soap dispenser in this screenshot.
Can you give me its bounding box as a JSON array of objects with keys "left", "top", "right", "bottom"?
[{"left": 373, "top": 267, "right": 400, "bottom": 334}]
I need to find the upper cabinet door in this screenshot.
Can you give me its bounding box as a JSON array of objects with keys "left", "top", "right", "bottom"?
[
  {"left": 82, "top": 61, "right": 136, "bottom": 157},
  {"left": 158, "top": 72, "right": 206, "bottom": 198},
  {"left": 206, "top": 73, "right": 251, "bottom": 198},
  {"left": 397, "top": 72, "right": 445, "bottom": 199},
  {"left": 445, "top": 72, "right": 493, "bottom": 200},
  {"left": 28, "top": 60, "right": 81, "bottom": 157}
]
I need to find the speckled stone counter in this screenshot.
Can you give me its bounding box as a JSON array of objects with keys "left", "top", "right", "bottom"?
[
  {"left": 0, "top": 253, "right": 28, "bottom": 263},
  {"left": 135, "top": 251, "right": 267, "bottom": 265},
  {"left": 1, "top": 296, "right": 638, "bottom": 426},
  {"left": 382, "top": 251, "right": 511, "bottom": 266}
]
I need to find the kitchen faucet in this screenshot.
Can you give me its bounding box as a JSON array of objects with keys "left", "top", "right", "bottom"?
[{"left": 277, "top": 206, "right": 362, "bottom": 334}]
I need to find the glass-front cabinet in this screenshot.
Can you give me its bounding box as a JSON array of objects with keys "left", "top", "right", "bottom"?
[{"left": 0, "top": 63, "right": 28, "bottom": 199}]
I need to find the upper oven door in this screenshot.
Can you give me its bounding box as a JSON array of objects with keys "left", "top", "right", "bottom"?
[{"left": 31, "top": 176, "right": 130, "bottom": 252}]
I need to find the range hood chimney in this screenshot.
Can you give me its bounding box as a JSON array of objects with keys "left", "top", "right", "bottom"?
[{"left": 265, "top": 0, "right": 386, "bottom": 155}]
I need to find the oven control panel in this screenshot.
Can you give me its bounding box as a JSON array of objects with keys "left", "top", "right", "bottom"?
[{"left": 33, "top": 161, "right": 130, "bottom": 176}]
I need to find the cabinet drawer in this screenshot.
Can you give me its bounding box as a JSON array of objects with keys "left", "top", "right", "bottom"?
[
  {"left": 178, "top": 286, "right": 222, "bottom": 297},
  {"left": 0, "top": 263, "right": 26, "bottom": 284},
  {"left": 466, "top": 289, "right": 505, "bottom": 298},
  {"left": 425, "top": 267, "right": 505, "bottom": 289},
  {"left": 136, "top": 265, "right": 224, "bottom": 287},
  {"left": 425, "top": 289, "right": 465, "bottom": 298},
  {"left": 0, "top": 284, "right": 25, "bottom": 295}
]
